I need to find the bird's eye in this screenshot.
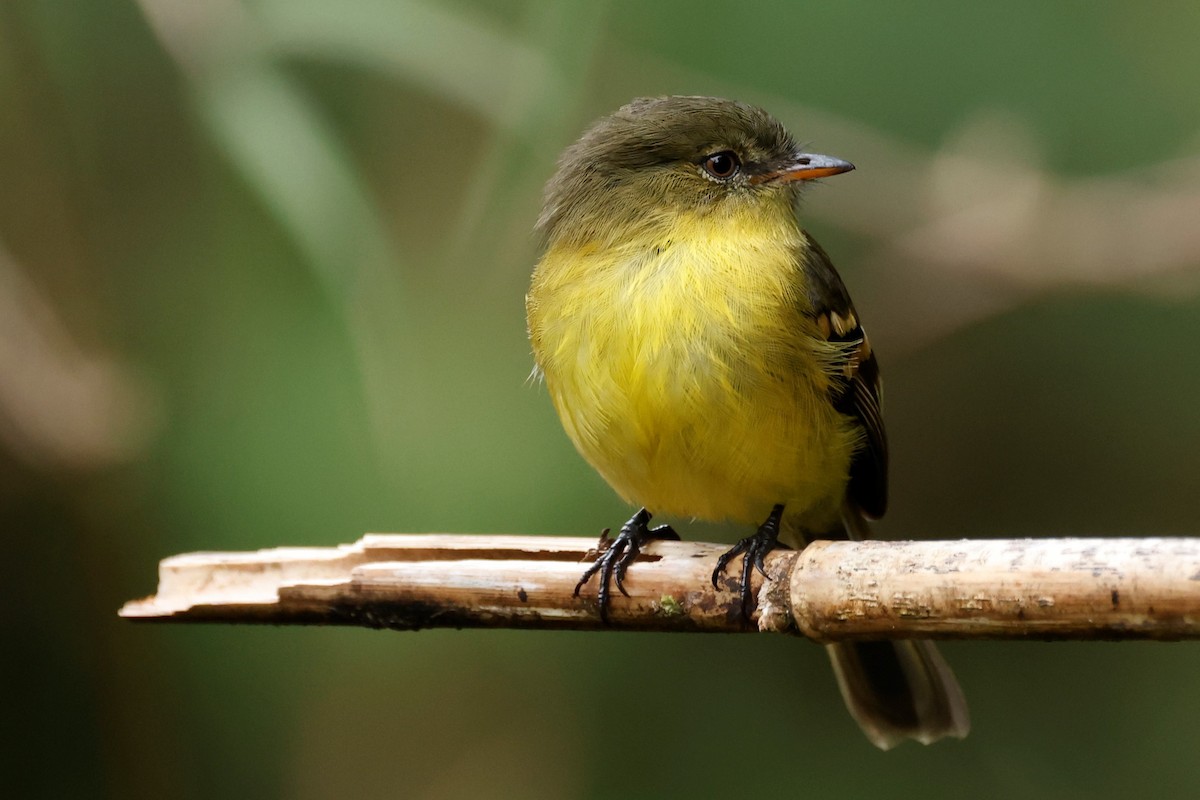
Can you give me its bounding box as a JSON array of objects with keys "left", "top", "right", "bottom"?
[{"left": 701, "top": 151, "right": 741, "bottom": 180}]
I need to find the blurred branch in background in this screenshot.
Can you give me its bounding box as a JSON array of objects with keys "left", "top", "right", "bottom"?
[
  {"left": 122, "top": 533, "right": 1200, "bottom": 642},
  {"left": 0, "top": 241, "right": 160, "bottom": 469},
  {"left": 850, "top": 111, "right": 1200, "bottom": 354}
]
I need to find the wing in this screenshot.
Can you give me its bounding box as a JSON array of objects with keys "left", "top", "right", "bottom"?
[{"left": 800, "top": 234, "right": 888, "bottom": 520}]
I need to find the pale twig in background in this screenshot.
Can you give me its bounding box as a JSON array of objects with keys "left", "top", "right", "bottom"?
[
  {"left": 768, "top": 103, "right": 1200, "bottom": 354},
  {"left": 0, "top": 242, "right": 160, "bottom": 468}
]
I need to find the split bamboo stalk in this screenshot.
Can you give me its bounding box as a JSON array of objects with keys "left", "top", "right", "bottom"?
[{"left": 119, "top": 534, "right": 1200, "bottom": 641}]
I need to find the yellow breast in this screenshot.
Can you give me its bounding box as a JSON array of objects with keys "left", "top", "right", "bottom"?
[{"left": 527, "top": 208, "right": 858, "bottom": 531}]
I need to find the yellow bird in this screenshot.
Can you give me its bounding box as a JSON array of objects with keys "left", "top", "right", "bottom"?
[{"left": 526, "top": 96, "right": 968, "bottom": 749}]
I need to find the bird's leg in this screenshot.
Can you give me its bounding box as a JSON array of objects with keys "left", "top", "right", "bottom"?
[
  {"left": 574, "top": 507, "right": 678, "bottom": 622},
  {"left": 711, "top": 503, "right": 785, "bottom": 618}
]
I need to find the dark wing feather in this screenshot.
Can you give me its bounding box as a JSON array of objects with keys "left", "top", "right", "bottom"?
[
  {"left": 799, "top": 239, "right": 968, "bottom": 748},
  {"left": 800, "top": 235, "right": 888, "bottom": 520}
]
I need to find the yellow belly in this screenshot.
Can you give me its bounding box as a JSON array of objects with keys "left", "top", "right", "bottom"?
[{"left": 528, "top": 219, "right": 859, "bottom": 532}]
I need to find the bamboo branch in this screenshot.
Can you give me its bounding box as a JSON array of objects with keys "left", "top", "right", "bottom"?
[{"left": 118, "top": 534, "right": 1200, "bottom": 641}]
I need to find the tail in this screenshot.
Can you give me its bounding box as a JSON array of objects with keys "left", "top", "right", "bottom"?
[
  {"left": 818, "top": 508, "right": 970, "bottom": 749},
  {"left": 826, "top": 639, "right": 970, "bottom": 750}
]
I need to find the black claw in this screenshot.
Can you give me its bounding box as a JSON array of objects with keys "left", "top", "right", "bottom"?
[
  {"left": 573, "top": 529, "right": 611, "bottom": 597},
  {"left": 753, "top": 548, "right": 770, "bottom": 579},
  {"left": 650, "top": 524, "right": 680, "bottom": 541},
  {"left": 739, "top": 543, "right": 756, "bottom": 606},
  {"left": 712, "top": 504, "right": 785, "bottom": 618},
  {"left": 576, "top": 508, "right": 672, "bottom": 622},
  {"left": 711, "top": 545, "right": 740, "bottom": 589}
]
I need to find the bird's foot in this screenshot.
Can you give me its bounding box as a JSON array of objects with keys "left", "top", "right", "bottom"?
[
  {"left": 711, "top": 504, "right": 785, "bottom": 618},
  {"left": 575, "top": 508, "right": 678, "bottom": 622}
]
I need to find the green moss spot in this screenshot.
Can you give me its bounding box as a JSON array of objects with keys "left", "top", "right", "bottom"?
[{"left": 657, "top": 595, "right": 684, "bottom": 616}]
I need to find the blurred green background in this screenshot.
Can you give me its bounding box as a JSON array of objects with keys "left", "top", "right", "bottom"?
[{"left": 4, "top": 1, "right": 1200, "bottom": 797}]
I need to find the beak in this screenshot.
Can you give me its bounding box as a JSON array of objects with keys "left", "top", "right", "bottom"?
[{"left": 750, "top": 153, "right": 855, "bottom": 184}]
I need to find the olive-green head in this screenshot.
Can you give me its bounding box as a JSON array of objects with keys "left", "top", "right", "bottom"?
[{"left": 537, "top": 95, "right": 853, "bottom": 247}]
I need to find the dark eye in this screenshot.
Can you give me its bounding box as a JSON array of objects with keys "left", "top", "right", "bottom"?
[{"left": 701, "top": 151, "right": 741, "bottom": 180}]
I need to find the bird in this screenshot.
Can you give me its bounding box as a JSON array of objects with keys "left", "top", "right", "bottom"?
[{"left": 525, "top": 95, "right": 968, "bottom": 749}]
